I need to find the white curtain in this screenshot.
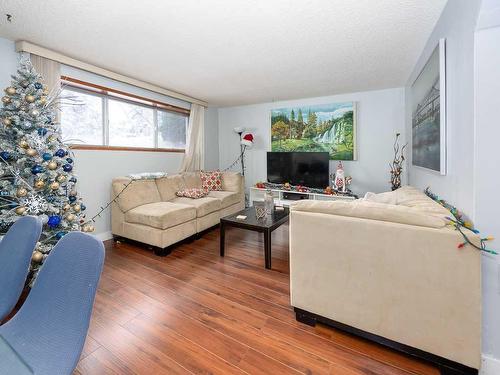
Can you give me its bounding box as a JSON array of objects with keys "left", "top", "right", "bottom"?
[
  {"left": 30, "top": 54, "right": 61, "bottom": 95},
  {"left": 180, "top": 104, "right": 205, "bottom": 172}
]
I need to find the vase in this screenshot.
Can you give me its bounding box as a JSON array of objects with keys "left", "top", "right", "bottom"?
[{"left": 264, "top": 190, "right": 274, "bottom": 215}]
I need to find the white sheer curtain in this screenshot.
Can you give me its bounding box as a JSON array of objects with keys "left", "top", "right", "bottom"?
[
  {"left": 180, "top": 104, "right": 205, "bottom": 172},
  {"left": 30, "top": 54, "right": 61, "bottom": 95}
]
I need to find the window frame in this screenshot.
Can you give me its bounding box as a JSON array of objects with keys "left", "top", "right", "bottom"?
[{"left": 60, "top": 76, "right": 189, "bottom": 153}]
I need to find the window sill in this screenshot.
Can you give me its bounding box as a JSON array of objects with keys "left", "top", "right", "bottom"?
[{"left": 69, "top": 145, "right": 185, "bottom": 153}]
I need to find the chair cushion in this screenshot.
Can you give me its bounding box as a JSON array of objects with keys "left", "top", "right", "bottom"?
[
  {"left": 201, "top": 170, "right": 223, "bottom": 191},
  {"left": 207, "top": 191, "right": 241, "bottom": 208},
  {"left": 222, "top": 172, "right": 243, "bottom": 192},
  {"left": 125, "top": 202, "right": 196, "bottom": 230},
  {"left": 171, "top": 196, "right": 221, "bottom": 217},
  {"left": 155, "top": 174, "right": 185, "bottom": 201}
]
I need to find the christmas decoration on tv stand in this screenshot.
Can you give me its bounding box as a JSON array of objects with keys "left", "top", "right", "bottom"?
[
  {"left": 0, "top": 60, "right": 91, "bottom": 285},
  {"left": 330, "top": 161, "right": 352, "bottom": 194},
  {"left": 389, "top": 132, "right": 407, "bottom": 191}
]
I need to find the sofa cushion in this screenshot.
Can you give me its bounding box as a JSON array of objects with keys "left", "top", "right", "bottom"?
[
  {"left": 125, "top": 202, "right": 196, "bottom": 230},
  {"left": 156, "top": 174, "right": 185, "bottom": 201},
  {"left": 201, "top": 170, "right": 223, "bottom": 191},
  {"left": 222, "top": 172, "right": 243, "bottom": 192},
  {"left": 176, "top": 188, "right": 209, "bottom": 199},
  {"left": 113, "top": 178, "right": 161, "bottom": 212},
  {"left": 171, "top": 196, "right": 221, "bottom": 217},
  {"left": 393, "top": 186, "right": 451, "bottom": 218},
  {"left": 207, "top": 191, "right": 241, "bottom": 208},
  {"left": 362, "top": 191, "right": 398, "bottom": 205},
  {"left": 183, "top": 172, "right": 202, "bottom": 189},
  {"left": 290, "top": 200, "right": 446, "bottom": 228}
]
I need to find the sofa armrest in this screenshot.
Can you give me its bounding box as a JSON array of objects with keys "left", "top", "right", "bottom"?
[{"left": 289, "top": 210, "right": 481, "bottom": 369}]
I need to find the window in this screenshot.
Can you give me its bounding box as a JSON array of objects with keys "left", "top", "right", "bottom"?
[{"left": 60, "top": 78, "right": 189, "bottom": 151}]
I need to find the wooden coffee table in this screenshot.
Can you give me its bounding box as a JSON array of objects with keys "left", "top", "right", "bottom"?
[{"left": 220, "top": 206, "right": 289, "bottom": 269}]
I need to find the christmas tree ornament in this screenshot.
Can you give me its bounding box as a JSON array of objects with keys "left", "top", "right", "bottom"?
[
  {"left": 56, "top": 174, "right": 66, "bottom": 183},
  {"left": 55, "top": 149, "right": 65, "bottom": 157},
  {"left": 1, "top": 96, "right": 11, "bottom": 104},
  {"left": 69, "top": 190, "right": 77, "bottom": 197},
  {"left": 15, "top": 206, "right": 26, "bottom": 215},
  {"left": 2, "top": 118, "right": 11, "bottom": 126},
  {"left": 30, "top": 109, "right": 40, "bottom": 117},
  {"left": 19, "top": 139, "right": 29, "bottom": 148},
  {"left": 16, "top": 188, "right": 28, "bottom": 198},
  {"left": 31, "top": 165, "right": 44, "bottom": 174},
  {"left": 25, "top": 94, "right": 35, "bottom": 103},
  {"left": 26, "top": 148, "right": 37, "bottom": 157},
  {"left": 63, "top": 164, "right": 73, "bottom": 172},
  {"left": 55, "top": 231, "right": 66, "bottom": 240},
  {"left": 31, "top": 251, "right": 43, "bottom": 263},
  {"left": 69, "top": 196, "right": 77, "bottom": 203},
  {"left": 39, "top": 97, "right": 47, "bottom": 105},
  {"left": 5, "top": 87, "right": 16, "bottom": 95},
  {"left": 73, "top": 204, "right": 81, "bottom": 212},
  {"left": 21, "top": 80, "right": 29, "bottom": 88},
  {"left": 63, "top": 204, "right": 70, "bottom": 211},
  {"left": 34, "top": 180, "right": 45, "bottom": 189},
  {"left": 47, "top": 161, "right": 58, "bottom": 170},
  {"left": 66, "top": 213, "right": 75, "bottom": 222},
  {"left": 69, "top": 176, "right": 77, "bottom": 183},
  {"left": 34, "top": 83, "right": 42, "bottom": 90},
  {"left": 49, "top": 181, "right": 60, "bottom": 190},
  {"left": 66, "top": 157, "right": 73, "bottom": 164},
  {"left": 37, "top": 127, "right": 48, "bottom": 136},
  {"left": 81, "top": 204, "right": 86, "bottom": 211},
  {"left": 0, "top": 151, "right": 10, "bottom": 160},
  {"left": 47, "top": 215, "right": 61, "bottom": 228},
  {"left": 42, "top": 152, "right": 52, "bottom": 161}
]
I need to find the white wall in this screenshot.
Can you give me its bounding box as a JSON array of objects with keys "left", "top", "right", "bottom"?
[
  {"left": 404, "top": 0, "right": 480, "bottom": 216},
  {"left": 218, "top": 88, "right": 405, "bottom": 196},
  {"left": 475, "top": 0, "right": 500, "bottom": 366}
]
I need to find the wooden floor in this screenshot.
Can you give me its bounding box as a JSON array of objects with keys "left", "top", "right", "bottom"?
[{"left": 74, "top": 225, "right": 439, "bottom": 375}]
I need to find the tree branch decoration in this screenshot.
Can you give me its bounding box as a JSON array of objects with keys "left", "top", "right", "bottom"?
[{"left": 389, "top": 133, "right": 407, "bottom": 191}]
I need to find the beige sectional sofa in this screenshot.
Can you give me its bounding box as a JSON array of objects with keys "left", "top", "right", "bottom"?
[
  {"left": 289, "top": 186, "right": 481, "bottom": 373},
  {"left": 111, "top": 171, "right": 244, "bottom": 254}
]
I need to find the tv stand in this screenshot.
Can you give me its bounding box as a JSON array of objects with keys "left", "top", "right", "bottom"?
[{"left": 249, "top": 187, "right": 355, "bottom": 207}]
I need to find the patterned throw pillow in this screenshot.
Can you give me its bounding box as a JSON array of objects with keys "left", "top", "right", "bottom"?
[
  {"left": 201, "top": 170, "right": 222, "bottom": 191},
  {"left": 176, "top": 188, "right": 208, "bottom": 199}
]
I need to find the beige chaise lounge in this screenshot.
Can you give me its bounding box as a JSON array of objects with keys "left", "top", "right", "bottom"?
[
  {"left": 111, "top": 171, "right": 244, "bottom": 254},
  {"left": 289, "top": 186, "right": 481, "bottom": 374}
]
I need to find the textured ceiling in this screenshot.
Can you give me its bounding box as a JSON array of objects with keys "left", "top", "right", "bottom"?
[{"left": 0, "top": 0, "right": 447, "bottom": 106}]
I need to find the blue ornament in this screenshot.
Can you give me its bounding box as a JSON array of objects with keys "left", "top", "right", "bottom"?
[
  {"left": 37, "top": 128, "right": 48, "bottom": 136},
  {"left": 42, "top": 152, "right": 52, "bottom": 161},
  {"left": 63, "top": 164, "right": 73, "bottom": 172},
  {"left": 69, "top": 196, "right": 77, "bottom": 203},
  {"left": 55, "top": 231, "right": 66, "bottom": 240},
  {"left": 34, "top": 83, "right": 43, "bottom": 90},
  {"left": 69, "top": 177, "right": 77, "bottom": 183},
  {"left": 81, "top": 204, "right": 86, "bottom": 211},
  {"left": 66, "top": 157, "right": 73, "bottom": 164},
  {"left": 31, "top": 165, "right": 44, "bottom": 174},
  {"left": 47, "top": 215, "right": 61, "bottom": 228},
  {"left": 46, "top": 195, "right": 56, "bottom": 203},
  {"left": 0, "top": 151, "right": 10, "bottom": 160},
  {"left": 55, "top": 149, "right": 66, "bottom": 158}
]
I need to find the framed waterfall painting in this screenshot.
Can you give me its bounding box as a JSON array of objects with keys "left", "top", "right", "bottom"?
[
  {"left": 411, "top": 38, "right": 446, "bottom": 175},
  {"left": 270, "top": 102, "right": 357, "bottom": 160}
]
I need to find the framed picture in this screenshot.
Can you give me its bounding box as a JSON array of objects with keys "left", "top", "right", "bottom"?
[
  {"left": 271, "top": 102, "right": 357, "bottom": 160},
  {"left": 411, "top": 38, "right": 446, "bottom": 175}
]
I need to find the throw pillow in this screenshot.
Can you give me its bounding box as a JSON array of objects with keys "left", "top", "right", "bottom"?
[
  {"left": 176, "top": 188, "right": 208, "bottom": 199},
  {"left": 201, "top": 170, "right": 222, "bottom": 191}
]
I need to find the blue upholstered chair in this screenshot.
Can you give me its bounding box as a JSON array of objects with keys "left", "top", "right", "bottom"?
[
  {"left": 0, "top": 216, "right": 42, "bottom": 322},
  {"left": 0, "top": 232, "right": 105, "bottom": 375}
]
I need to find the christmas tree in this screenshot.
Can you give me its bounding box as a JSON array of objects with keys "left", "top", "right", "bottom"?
[{"left": 0, "top": 61, "right": 93, "bottom": 284}]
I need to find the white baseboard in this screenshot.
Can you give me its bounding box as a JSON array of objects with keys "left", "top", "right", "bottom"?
[
  {"left": 481, "top": 355, "right": 500, "bottom": 375},
  {"left": 93, "top": 231, "right": 113, "bottom": 241}
]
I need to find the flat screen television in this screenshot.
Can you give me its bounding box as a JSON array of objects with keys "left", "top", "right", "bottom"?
[{"left": 267, "top": 152, "right": 329, "bottom": 189}]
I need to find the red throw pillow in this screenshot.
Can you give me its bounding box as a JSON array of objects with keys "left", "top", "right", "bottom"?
[
  {"left": 176, "top": 188, "right": 208, "bottom": 199},
  {"left": 201, "top": 170, "right": 222, "bottom": 191}
]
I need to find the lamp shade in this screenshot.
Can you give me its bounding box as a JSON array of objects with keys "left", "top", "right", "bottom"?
[{"left": 241, "top": 133, "right": 254, "bottom": 147}]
